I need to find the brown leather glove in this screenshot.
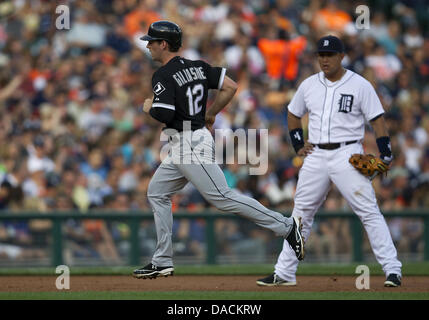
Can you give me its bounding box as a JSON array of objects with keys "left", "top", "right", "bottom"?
[{"left": 349, "top": 153, "right": 389, "bottom": 180}]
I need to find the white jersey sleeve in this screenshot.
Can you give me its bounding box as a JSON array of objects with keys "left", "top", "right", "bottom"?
[
  {"left": 360, "top": 80, "right": 385, "bottom": 121},
  {"left": 287, "top": 80, "right": 308, "bottom": 118}
]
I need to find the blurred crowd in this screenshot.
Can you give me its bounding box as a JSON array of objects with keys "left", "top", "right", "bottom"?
[{"left": 0, "top": 0, "right": 428, "bottom": 264}]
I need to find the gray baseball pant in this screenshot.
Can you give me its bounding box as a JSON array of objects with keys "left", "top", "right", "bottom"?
[{"left": 147, "top": 127, "right": 293, "bottom": 267}]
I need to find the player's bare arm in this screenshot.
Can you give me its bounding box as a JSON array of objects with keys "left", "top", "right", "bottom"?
[
  {"left": 371, "top": 115, "right": 389, "bottom": 138},
  {"left": 205, "top": 76, "right": 237, "bottom": 131},
  {"left": 287, "top": 111, "right": 314, "bottom": 157},
  {"left": 370, "top": 114, "right": 389, "bottom": 139}
]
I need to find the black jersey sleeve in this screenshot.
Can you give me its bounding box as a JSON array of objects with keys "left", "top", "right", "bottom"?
[
  {"left": 201, "top": 61, "right": 226, "bottom": 90},
  {"left": 149, "top": 107, "right": 175, "bottom": 124},
  {"left": 151, "top": 71, "right": 176, "bottom": 112}
]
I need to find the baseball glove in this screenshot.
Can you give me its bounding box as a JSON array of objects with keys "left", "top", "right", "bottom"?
[{"left": 349, "top": 154, "right": 389, "bottom": 180}]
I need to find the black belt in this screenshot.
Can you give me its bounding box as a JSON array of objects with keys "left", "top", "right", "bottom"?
[
  {"left": 163, "top": 126, "right": 204, "bottom": 133},
  {"left": 314, "top": 140, "right": 358, "bottom": 150}
]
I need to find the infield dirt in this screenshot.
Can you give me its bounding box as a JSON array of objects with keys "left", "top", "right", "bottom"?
[{"left": 0, "top": 275, "right": 428, "bottom": 292}]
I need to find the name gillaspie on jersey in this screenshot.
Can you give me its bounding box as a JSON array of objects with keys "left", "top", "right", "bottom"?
[{"left": 173, "top": 66, "right": 207, "bottom": 87}]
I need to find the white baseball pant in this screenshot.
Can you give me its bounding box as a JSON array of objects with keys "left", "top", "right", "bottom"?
[
  {"left": 147, "top": 127, "right": 294, "bottom": 267},
  {"left": 274, "top": 142, "right": 402, "bottom": 282}
]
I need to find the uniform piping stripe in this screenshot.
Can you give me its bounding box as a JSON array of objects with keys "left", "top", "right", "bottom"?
[
  {"left": 218, "top": 68, "right": 226, "bottom": 90},
  {"left": 152, "top": 103, "right": 176, "bottom": 110},
  {"left": 369, "top": 112, "right": 385, "bottom": 122},
  {"left": 188, "top": 142, "right": 288, "bottom": 232},
  {"left": 318, "top": 73, "right": 327, "bottom": 144},
  {"left": 328, "top": 72, "right": 355, "bottom": 143}
]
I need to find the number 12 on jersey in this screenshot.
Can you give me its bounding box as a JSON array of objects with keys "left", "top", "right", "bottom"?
[{"left": 186, "top": 84, "right": 204, "bottom": 116}]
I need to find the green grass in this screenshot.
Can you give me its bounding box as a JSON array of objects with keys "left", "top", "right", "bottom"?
[
  {"left": 0, "top": 291, "right": 428, "bottom": 300},
  {"left": 1, "top": 262, "right": 428, "bottom": 276}
]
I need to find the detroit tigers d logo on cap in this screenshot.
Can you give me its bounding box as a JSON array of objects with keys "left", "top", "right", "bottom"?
[{"left": 317, "top": 35, "right": 344, "bottom": 53}]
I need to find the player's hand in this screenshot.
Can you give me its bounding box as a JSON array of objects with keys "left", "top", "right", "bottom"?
[
  {"left": 205, "top": 114, "right": 216, "bottom": 131},
  {"left": 380, "top": 154, "right": 393, "bottom": 167},
  {"left": 297, "top": 142, "right": 314, "bottom": 157},
  {"left": 374, "top": 155, "right": 393, "bottom": 180},
  {"left": 142, "top": 96, "right": 153, "bottom": 113}
]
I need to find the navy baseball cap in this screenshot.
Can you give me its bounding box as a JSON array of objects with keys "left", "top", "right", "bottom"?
[{"left": 317, "top": 35, "right": 345, "bottom": 53}]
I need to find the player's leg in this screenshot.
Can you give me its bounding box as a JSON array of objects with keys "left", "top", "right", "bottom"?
[
  {"left": 330, "top": 143, "right": 402, "bottom": 278},
  {"left": 179, "top": 128, "right": 303, "bottom": 259},
  {"left": 178, "top": 160, "right": 294, "bottom": 236},
  {"left": 146, "top": 160, "right": 188, "bottom": 268},
  {"left": 177, "top": 128, "right": 294, "bottom": 237},
  {"left": 272, "top": 148, "right": 331, "bottom": 284}
]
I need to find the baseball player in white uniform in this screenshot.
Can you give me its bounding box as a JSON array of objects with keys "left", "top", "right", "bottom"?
[{"left": 257, "top": 35, "right": 402, "bottom": 288}]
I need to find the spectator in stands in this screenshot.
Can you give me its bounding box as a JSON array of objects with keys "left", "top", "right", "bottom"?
[
  {"left": 258, "top": 27, "right": 306, "bottom": 88},
  {"left": 0, "top": 0, "right": 427, "bottom": 264}
]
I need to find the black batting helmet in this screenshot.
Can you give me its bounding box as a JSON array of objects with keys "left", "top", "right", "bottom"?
[{"left": 140, "top": 20, "right": 182, "bottom": 51}]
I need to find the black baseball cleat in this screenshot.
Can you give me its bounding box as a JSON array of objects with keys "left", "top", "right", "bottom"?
[
  {"left": 384, "top": 274, "right": 401, "bottom": 287},
  {"left": 256, "top": 273, "right": 296, "bottom": 287},
  {"left": 286, "top": 217, "right": 305, "bottom": 261},
  {"left": 133, "top": 263, "right": 174, "bottom": 279}
]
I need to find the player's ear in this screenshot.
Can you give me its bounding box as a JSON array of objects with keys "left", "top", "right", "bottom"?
[{"left": 161, "top": 40, "right": 168, "bottom": 50}]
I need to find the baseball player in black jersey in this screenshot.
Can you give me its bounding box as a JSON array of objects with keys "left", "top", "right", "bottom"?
[{"left": 133, "top": 21, "right": 305, "bottom": 279}]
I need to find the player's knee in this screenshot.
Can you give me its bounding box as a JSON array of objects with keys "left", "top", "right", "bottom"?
[
  {"left": 147, "top": 192, "right": 168, "bottom": 201},
  {"left": 208, "top": 189, "right": 239, "bottom": 211},
  {"left": 201, "top": 186, "right": 231, "bottom": 202},
  {"left": 147, "top": 192, "right": 156, "bottom": 202},
  {"left": 147, "top": 181, "right": 161, "bottom": 199},
  {"left": 147, "top": 193, "right": 171, "bottom": 209},
  {"left": 210, "top": 200, "right": 230, "bottom": 211},
  {"left": 147, "top": 189, "right": 164, "bottom": 202}
]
